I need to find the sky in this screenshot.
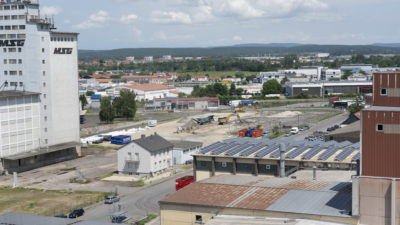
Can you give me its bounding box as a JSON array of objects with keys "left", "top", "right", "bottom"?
[{"left": 38, "top": 0, "right": 400, "bottom": 50}]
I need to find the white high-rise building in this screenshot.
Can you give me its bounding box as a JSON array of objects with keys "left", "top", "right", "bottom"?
[{"left": 0, "top": 0, "right": 80, "bottom": 173}]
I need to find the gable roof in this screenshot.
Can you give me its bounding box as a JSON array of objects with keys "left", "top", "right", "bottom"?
[{"left": 133, "top": 134, "right": 174, "bottom": 152}]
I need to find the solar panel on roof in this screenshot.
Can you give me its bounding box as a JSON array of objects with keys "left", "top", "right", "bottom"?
[
  {"left": 302, "top": 146, "right": 324, "bottom": 160},
  {"left": 351, "top": 142, "right": 360, "bottom": 149},
  {"left": 255, "top": 144, "right": 279, "bottom": 157},
  {"left": 286, "top": 145, "right": 309, "bottom": 159},
  {"left": 240, "top": 143, "right": 266, "bottom": 157},
  {"left": 225, "top": 143, "right": 253, "bottom": 156},
  {"left": 200, "top": 142, "right": 224, "bottom": 154},
  {"left": 270, "top": 145, "right": 294, "bottom": 158},
  {"left": 211, "top": 142, "right": 238, "bottom": 155},
  {"left": 318, "top": 146, "right": 340, "bottom": 160},
  {"left": 338, "top": 140, "right": 352, "bottom": 148},
  {"left": 352, "top": 152, "right": 360, "bottom": 161},
  {"left": 335, "top": 147, "right": 356, "bottom": 161}
]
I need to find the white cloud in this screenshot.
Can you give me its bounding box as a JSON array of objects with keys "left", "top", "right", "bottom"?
[
  {"left": 153, "top": 31, "right": 194, "bottom": 41},
  {"left": 150, "top": 11, "right": 192, "bottom": 24},
  {"left": 74, "top": 10, "right": 110, "bottom": 30},
  {"left": 41, "top": 6, "right": 62, "bottom": 16},
  {"left": 233, "top": 36, "right": 242, "bottom": 41},
  {"left": 195, "top": 0, "right": 328, "bottom": 20},
  {"left": 120, "top": 14, "right": 139, "bottom": 24}
]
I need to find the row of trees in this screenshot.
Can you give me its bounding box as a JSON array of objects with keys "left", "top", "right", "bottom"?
[
  {"left": 190, "top": 79, "right": 283, "bottom": 99},
  {"left": 99, "top": 89, "right": 137, "bottom": 123}
]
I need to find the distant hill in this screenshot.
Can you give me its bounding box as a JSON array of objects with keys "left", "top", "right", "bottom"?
[
  {"left": 372, "top": 43, "right": 400, "bottom": 48},
  {"left": 78, "top": 44, "right": 400, "bottom": 61},
  {"left": 232, "top": 43, "right": 305, "bottom": 48}
]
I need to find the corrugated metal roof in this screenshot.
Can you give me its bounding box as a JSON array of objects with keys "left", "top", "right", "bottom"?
[{"left": 267, "top": 189, "right": 352, "bottom": 218}]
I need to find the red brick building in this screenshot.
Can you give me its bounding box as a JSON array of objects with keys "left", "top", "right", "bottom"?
[{"left": 359, "top": 72, "right": 400, "bottom": 225}]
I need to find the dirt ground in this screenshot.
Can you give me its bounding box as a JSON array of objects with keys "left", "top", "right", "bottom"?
[
  {"left": 0, "top": 109, "right": 336, "bottom": 193},
  {"left": 124, "top": 109, "right": 336, "bottom": 146},
  {"left": 0, "top": 186, "right": 106, "bottom": 216},
  {"left": 0, "top": 148, "right": 120, "bottom": 193}
]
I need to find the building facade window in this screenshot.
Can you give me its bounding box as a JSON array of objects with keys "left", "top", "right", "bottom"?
[
  {"left": 381, "top": 88, "right": 387, "bottom": 95},
  {"left": 377, "top": 124, "right": 384, "bottom": 132}
]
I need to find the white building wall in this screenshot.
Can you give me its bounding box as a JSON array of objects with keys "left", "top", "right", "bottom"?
[
  {"left": 0, "top": 1, "right": 80, "bottom": 154},
  {"left": 0, "top": 94, "right": 40, "bottom": 158},
  {"left": 118, "top": 143, "right": 151, "bottom": 175},
  {"left": 48, "top": 34, "right": 80, "bottom": 145}
]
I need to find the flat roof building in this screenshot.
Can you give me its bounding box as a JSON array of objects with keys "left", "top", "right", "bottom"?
[{"left": 284, "top": 81, "right": 372, "bottom": 97}]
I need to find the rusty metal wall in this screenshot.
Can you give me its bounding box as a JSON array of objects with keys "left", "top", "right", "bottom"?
[
  {"left": 362, "top": 110, "right": 400, "bottom": 177},
  {"left": 373, "top": 72, "right": 400, "bottom": 107}
]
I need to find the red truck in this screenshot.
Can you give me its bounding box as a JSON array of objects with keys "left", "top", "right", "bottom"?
[{"left": 175, "top": 176, "right": 194, "bottom": 191}]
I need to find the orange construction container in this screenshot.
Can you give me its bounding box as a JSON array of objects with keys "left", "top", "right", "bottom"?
[
  {"left": 238, "top": 129, "right": 247, "bottom": 137},
  {"left": 251, "top": 129, "right": 263, "bottom": 138}
]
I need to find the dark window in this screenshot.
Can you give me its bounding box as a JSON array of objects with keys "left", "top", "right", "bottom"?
[
  {"left": 195, "top": 215, "right": 202, "bottom": 224},
  {"left": 381, "top": 88, "right": 387, "bottom": 95},
  {"left": 377, "top": 124, "right": 384, "bottom": 132}
]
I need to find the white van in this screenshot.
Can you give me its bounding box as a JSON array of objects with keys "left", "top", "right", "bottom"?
[
  {"left": 148, "top": 120, "right": 158, "bottom": 127},
  {"left": 290, "top": 127, "right": 299, "bottom": 134}
]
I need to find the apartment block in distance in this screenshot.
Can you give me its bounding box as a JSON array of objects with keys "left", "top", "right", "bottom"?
[
  {"left": 356, "top": 71, "right": 400, "bottom": 224},
  {"left": 0, "top": 0, "right": 80, "bottom": 173}
]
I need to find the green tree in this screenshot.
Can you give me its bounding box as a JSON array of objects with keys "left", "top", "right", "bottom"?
[
  {"left": 341, "top": 70, "right": 352, "bottom": 80},
  {"left": 245, "top": 74, "right": 256, "bottom": 82},
  {"left": 229, "top": 83, "right": 236, "bottom": 96},
  {"left": 272, "top": 126, "right": 280, "bottom": 135},
  {"left": 79, "top": 95, "right": 88, "bottom": 110},
  {"left": 86, "top": 90, "right": 95, "bottom": 97},
  {"left": 99, "top": 97, "right": 115, "bottom": 123},
  {"left": 114, "top": 89, "right": 137, "bottom": 120},
  {"left": 236, "top": 88, "right": 244, "bottom": 96},
  {"left": 262, "top": 79, "right": 282, "bottom": 95},
  {"left": 235, "top": 72, "right": 245, "bottom": 79},
  {"left": 280, "top": 77, "right": 290, "bottom": 85},
  {"left": 178, "top": 92, "right": 187, "bottom": 98},
  {"left": 347, "top": 96, "right": 364, "bottom": 114},
  {"left": 282, "top": 54, "right": 298, "bottom": 68}
]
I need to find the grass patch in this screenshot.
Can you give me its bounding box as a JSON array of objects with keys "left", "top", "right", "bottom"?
[
  {"left": 95, "top": 173, "right": 114, "bottom": 181},
  {"left": 136, "top": 214, "right": 158, "bottom": 225},
  {"left": 0, "top": 186, "right": 110, "bottom": 216},
  {"left": 182, "top": 164, "right": 193, "bottom": 170},
  {"left": 313, "top": 111, "right": 344, "bottom": 123},
  {"left": 177, "top": 71, "right": 257, "bottom": 78},
  {"left": 84, "top": 144, "right": 119, "bottom": 150},
  {"left": 132, "top": 179, "right": 145, "bottom": 187},
  {"left": 267, "top": 132, "right": 286, "bottom": 139}
]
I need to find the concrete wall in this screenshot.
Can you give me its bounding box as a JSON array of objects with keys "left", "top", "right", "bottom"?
[
  {"left": 359, "top": 177, "right": 400, "bottom": 225},
  {"left": 159, "top": 203, "right": 358, "bottom": 225}
]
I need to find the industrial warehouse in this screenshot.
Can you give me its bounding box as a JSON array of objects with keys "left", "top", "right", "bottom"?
[
  {"left": 284, "top": 81, "right": 373, "bottom": 97},
  {"left": 192, "top": 138, "right": 359, "bottom": 181}
]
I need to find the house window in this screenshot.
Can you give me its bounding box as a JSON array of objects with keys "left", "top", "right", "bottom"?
[
  {"left": 381, "top": 88, "right": 387, "bottom": 95},
  {"left": 195, "top": 215, "right": 202, "bottom": 224},
  {"left": 377, "top": 124, "right": 384, "bottom": 132}
]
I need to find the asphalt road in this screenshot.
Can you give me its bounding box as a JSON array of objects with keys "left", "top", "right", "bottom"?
[
  {"left": 82, "top": 170, "right": 192, "bottom": 223},
  {"left": 281, "top": 111, "right": 349, "bottom": 141}
]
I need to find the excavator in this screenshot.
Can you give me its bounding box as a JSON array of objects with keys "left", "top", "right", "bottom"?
[{"left": 218, "top": 113, "right": 241, "bottom": 125}]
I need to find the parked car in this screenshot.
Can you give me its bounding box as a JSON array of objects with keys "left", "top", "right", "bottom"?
[
  {"left": 104, "top": 196, "right": 120, "bottom": 204},
  {"left": 300, "top": 126, "right": 309, "bottom": 131},
  {"left": 111, "top": 215, "right": 127, "bottom": 223},
  {"left": 68, "top": 208, "right": 84, "bottom": 218},
  {"left": 55, "top": 214, "right": 67, "bottom": 218},
  {"left": 285, "top": 132, "right": 291, "bottom": 137}
]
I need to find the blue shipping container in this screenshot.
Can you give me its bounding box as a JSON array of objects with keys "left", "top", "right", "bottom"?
[
  {"left": 91, "top": 94, "right": 102, "bottom": 100},
  {"left": 241, "top": 100, "right": 254, "bottom": 106},
  {"left": 111, "top": 135, "right": 131, "bottom": 145}
]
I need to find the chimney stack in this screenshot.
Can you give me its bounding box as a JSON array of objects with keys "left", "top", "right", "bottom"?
[{"left": 280, "top": 143, "right": 286, "bottom": 178}]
